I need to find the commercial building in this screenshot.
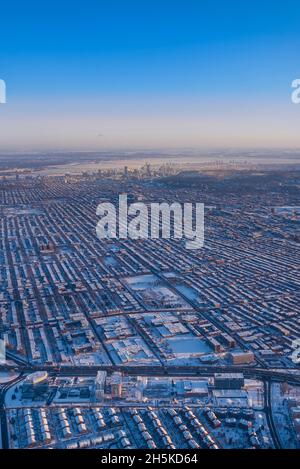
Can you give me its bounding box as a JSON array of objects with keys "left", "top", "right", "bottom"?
[
  {"left": 214, "top": 373, "right": 244, "bottom": 390},
  {"left": 95, "top": 371, "right": 107, "bottom": 400},
  {"left": 229, "top": 351, "right": 255, "bottom": 365}
]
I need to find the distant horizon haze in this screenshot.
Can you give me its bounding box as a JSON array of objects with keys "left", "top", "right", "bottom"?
[{"left": 0, "top": 1, "right": 300, "bottom": 151}]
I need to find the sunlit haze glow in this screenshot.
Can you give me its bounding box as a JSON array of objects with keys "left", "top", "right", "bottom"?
[{"left": 0, "top": 0, "right": 300, "bottom": 150}]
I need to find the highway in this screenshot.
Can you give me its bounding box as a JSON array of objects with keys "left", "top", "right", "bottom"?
[
  {"left": 0, "top": 374, "right": 24, "bottom": 449},
  {"left": 1, "top": 363, "right": 300, "bottom": 384},
  {"left": 1, "top": 362, "right": 295, "bottom": 449},
  {"left": 264, "top": 379, "right": 281, "bottom": 449}
]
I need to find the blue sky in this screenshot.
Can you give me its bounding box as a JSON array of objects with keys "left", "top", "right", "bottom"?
[{"left": 0, "top": 0, "right": 300, "bottom": 150}]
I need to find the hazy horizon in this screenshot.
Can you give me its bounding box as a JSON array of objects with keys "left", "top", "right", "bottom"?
[{"left": 0, "top": 1, "right": 300, "bottom": 151}]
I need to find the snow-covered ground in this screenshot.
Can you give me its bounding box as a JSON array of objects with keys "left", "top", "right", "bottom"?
[
  {"left": 0, "top": 370, "right": 19, "bottom": 384},
  {"left": 271, "top": 382, "right": 299, "bottom": 448}
]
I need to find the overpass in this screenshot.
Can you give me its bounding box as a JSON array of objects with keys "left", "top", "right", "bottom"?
[{"left": 1, "top": 363, "right": 300, "bottom": 385}]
